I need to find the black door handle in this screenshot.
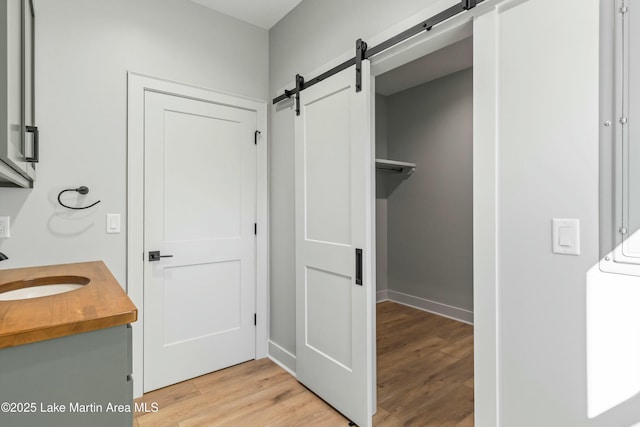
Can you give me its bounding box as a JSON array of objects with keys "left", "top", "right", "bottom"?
[
  {"left": 149, "top": 251, "right": 174, "bottom": 262},
  {"left": 25, "top": 125, "right": 39, "bottom": 163},
  {"left": 355, "top": 248, "right": 363, "bottom": 286}
]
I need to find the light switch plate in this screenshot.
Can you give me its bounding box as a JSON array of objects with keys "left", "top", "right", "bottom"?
[
  {"left": 106, "top": 214, "right": 121, "bottom": 234},
  {"left": 552, "top": 218, "right": 580, "bottom": 255},
  {"left": 0, "top": 216, "right": 9, "bottom": 238}
]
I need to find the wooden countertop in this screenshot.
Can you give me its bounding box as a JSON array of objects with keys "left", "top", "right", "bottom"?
[{"left": 0, "top": 261, "right": 137, "bottom": 349}]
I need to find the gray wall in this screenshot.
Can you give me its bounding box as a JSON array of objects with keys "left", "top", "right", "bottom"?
[
  {"left": 385, "top": 68, "right": 473, "bottom": 311},
  {"left": 375, "top": 94, "right": 388, "bottom": 295},
  {"left": 0, "top": 0, "right": 269, "bottom": 287}
]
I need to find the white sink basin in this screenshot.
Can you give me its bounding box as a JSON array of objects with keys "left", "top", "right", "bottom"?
[
  {"left": 0, "top": 284, "right": 84, "bottom": 301},
  {"left": 0, "top": 276, "right": 89, "bottom": 301}
]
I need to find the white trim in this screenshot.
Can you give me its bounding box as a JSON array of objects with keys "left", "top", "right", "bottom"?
[
  {"left": 376, "top": 290, "right": 389, "bottom": 302},
  {"left": 472, "top": 7, "right": 501, "bottom": 427},
  {"left": 384, "top": 290, "right": 474, "bottom": 325},
  {"left": 268, "top": 340, "right": 297, "bottom": 377},
  {"left": 367, "top": 65, "right": 378, "bottom": 418},
  {"left": 127, "top": 72, "right": 268, "bottom": 398}
]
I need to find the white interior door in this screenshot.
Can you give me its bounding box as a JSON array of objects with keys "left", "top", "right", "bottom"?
[
  {"left": 143, "top": 91, "right": 257, "bottom": 392},
  {"left": 295, "top": 62, "right": 375, "bottom": 427}
]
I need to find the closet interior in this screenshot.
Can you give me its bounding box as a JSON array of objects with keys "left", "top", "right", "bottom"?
[
  {"left": 375, "top": 35, "right": 474, "bottom": 320},
  {"left": 373, "top": 34, "right": 476, "bottom": 423}
]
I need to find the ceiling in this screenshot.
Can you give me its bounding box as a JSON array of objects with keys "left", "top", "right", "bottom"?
[
  {"left": 375, "top": 37, "right": 473, "bottom": 96},
  {"left": 189, "top": 0, "right": 303, "bottom": 30}
]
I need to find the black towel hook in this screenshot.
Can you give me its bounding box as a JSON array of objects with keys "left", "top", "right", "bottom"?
[{"left": 57, "top": 186, "right": 101, "bottom": 210}]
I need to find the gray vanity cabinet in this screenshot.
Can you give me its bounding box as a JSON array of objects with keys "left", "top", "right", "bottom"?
[
  {"left": 0, "top": 325, "right": 134, "bottom": 427},
  {"left": 0, "top": 0, "right": 36, "bottom": 188}
]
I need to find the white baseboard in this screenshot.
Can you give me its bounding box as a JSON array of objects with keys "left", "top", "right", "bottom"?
[
  {"left": 384, "top": 290, "right": 474, "bottom": 325},
  {"left": 376, "top": 289, "right": 389, "bottom": 302},
  {"left": 267, "top": 340, "right": 296, "bottom": 377}
]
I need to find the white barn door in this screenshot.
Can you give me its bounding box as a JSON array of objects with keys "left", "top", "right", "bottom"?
[
  {"left": 294, "top": 62, "right": 375, "bottom": 427},
  {"left": 143, "top": 91, "right": 257, "bottom": 392}
]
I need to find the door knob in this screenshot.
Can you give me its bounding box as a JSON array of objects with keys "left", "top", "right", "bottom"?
[{"left": 149, "top": 251, "right": 174, "bottom": 262}]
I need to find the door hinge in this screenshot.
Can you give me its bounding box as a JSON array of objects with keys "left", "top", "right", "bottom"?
[
  {"left": 254, "top": 223, "right": 257, "bottom": 235},
  {"left": 254, "top": 313, "right": 257, "bottom": 326},
  {"left": 620, "top": 117, "right": 628, "bottom": 125},
  {"left": 620, "top": 5, "right": 628, "bottom": 14},
  {"left": 255, "top": 130, "right": 261, "bottom": 145}
]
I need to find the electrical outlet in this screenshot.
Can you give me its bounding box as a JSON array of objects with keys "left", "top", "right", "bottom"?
[{"left": 0, "top": 216, "right": 10, "bottom": 238}]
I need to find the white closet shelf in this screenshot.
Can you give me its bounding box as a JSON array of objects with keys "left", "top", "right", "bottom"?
[{"left": 375, "top": 159, "right": 416, "bottom": 176}]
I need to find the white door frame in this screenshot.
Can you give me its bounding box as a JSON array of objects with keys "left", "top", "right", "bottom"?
[
  {"left": 365, "top": 1, "right": 501, "bottom": 426},
  {"left": 127, "top": 72, "right": 269, "bottom": 398}
]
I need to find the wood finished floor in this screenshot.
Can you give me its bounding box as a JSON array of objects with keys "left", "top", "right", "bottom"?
[{"left": 134, "top": 301, "right": 474, "bottom": 426}]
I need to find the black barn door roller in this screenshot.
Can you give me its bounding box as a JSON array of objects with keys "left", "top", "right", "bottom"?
[{"left": 273, "top": 0, "right": 482, "bottom": 115}]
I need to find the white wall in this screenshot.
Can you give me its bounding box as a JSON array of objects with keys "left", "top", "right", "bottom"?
[
  {"left": 489, "top": 0, "right": 607, "bottom": 424},
  {"left": 474, "top": 0, "right": 640, "bottom": 425},
  {"left": 0, "top": 0, "right": 268, "bottom": 287}
]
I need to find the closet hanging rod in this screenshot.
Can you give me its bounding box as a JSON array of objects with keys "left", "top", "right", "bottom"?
[{"left": 272, "top": 0, "right": 482, "bottom": 105}]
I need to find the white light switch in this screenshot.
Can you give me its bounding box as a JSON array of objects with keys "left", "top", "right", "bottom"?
[
  {"left": 106, "top": 214, "right": 121, "bottom": 234},
  {"left": 558, "top": 226, "right": 573, "bottom": 247},
  {"left": 553, "top": 218, "right": 580, "bottom": 255},
  {"left": 0, "top": 216, "right": 9, "bottom": 238}
]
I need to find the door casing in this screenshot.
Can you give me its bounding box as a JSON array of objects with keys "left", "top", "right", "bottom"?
[
  {"left": 127, "top": 72, "right": 269, "bottom": 398},
  {"left": 366, "top": 1, "right": 519, "bottom": 425},
  {"left": 369, "top": 12, "right": 497, "bottom": 426}
]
